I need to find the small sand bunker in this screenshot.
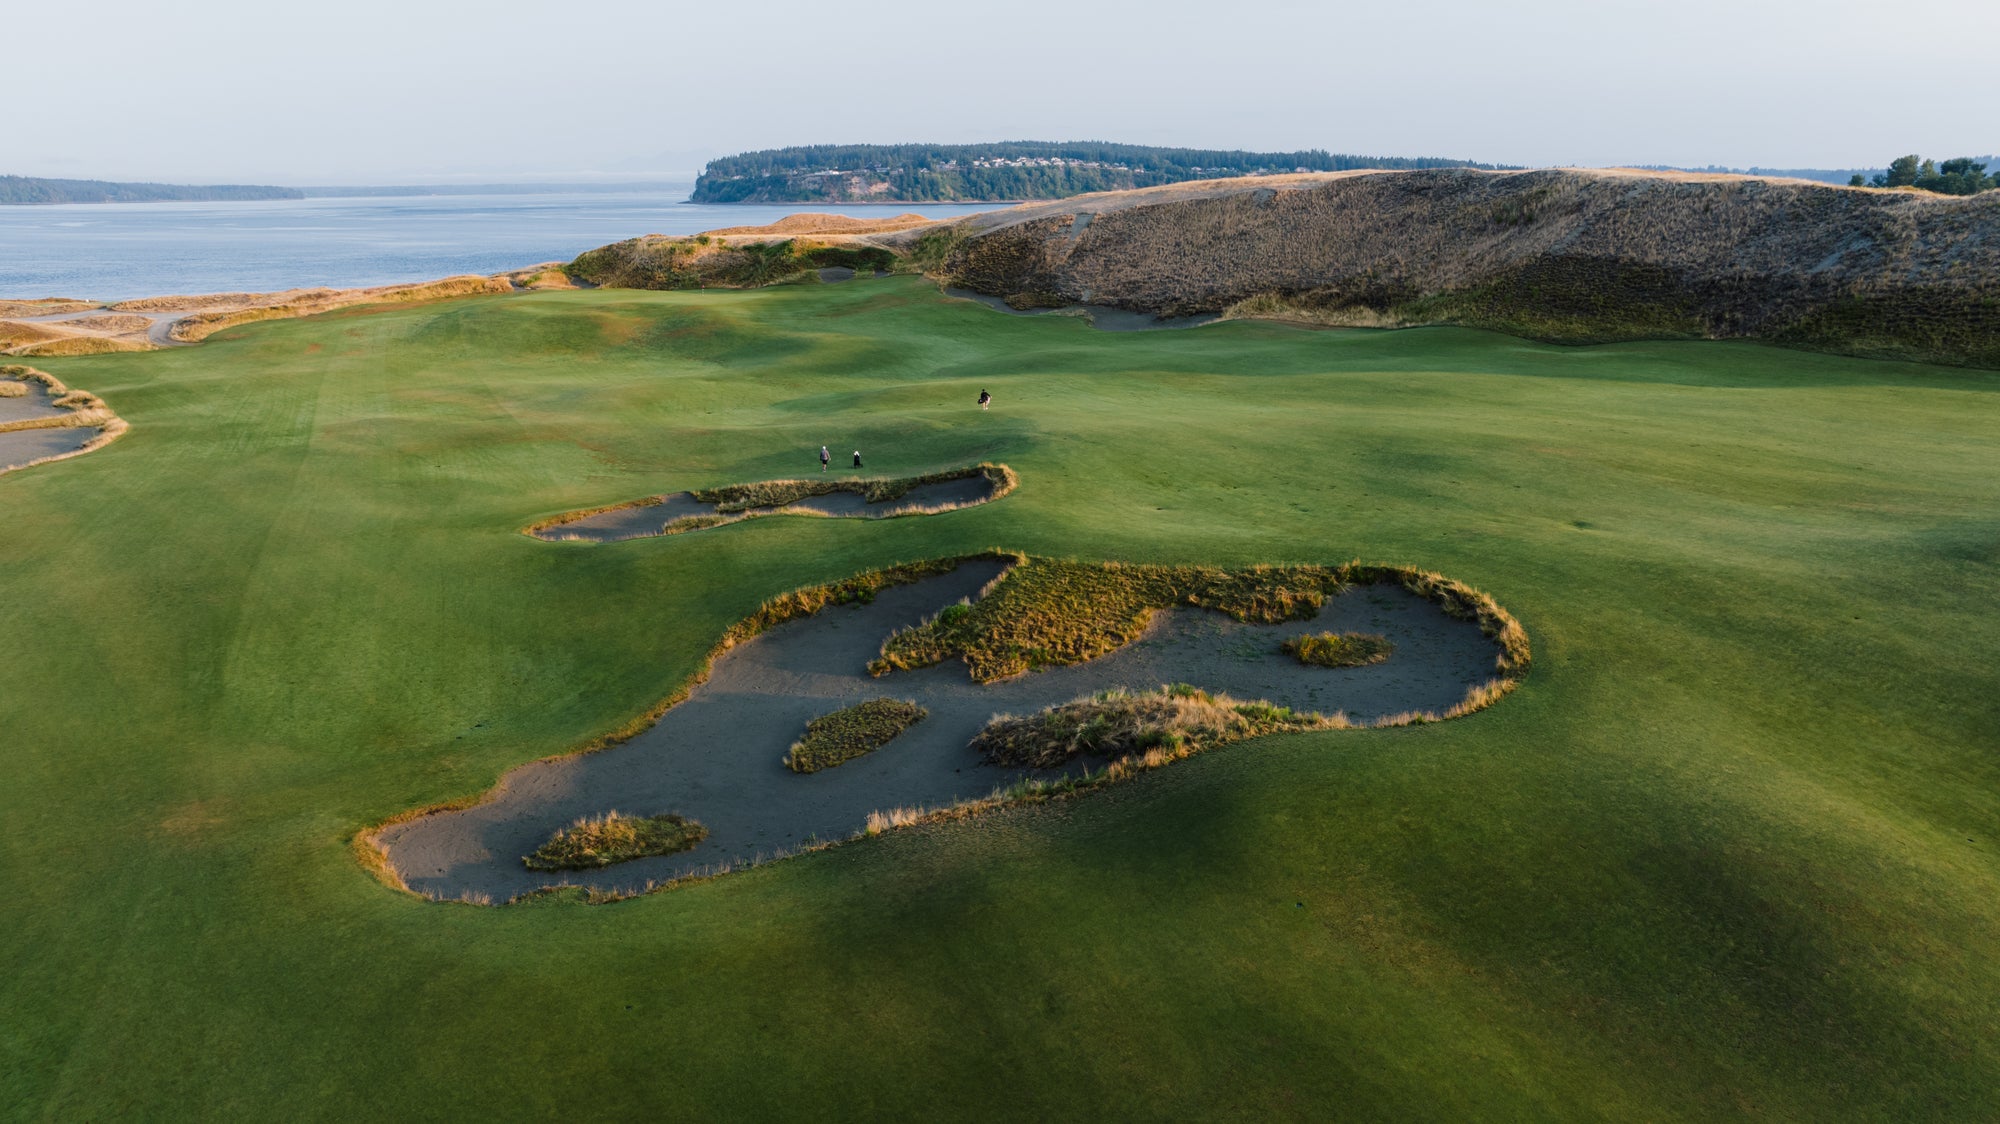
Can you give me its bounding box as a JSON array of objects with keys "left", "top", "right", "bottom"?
[
  {"left": 529, "top": 463, "right": 1016, "bottom": 542},
  {"left": 0, "top": 365, "right": 129, "bottom": 476},
  {"left": 368, "top": 554, "right": 1528, "bottom": 905}
]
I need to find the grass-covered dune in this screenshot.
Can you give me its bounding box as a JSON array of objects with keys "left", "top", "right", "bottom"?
[
  {"left": 898, "top": 167, "right": 2000, "bottom": 368},
  {"left": 4, "top": 276, "right": 1998, "bottom": 1117}
]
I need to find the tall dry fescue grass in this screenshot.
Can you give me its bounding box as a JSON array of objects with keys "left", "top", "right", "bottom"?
[
  {"left": 973, "top": 684, "right": 1344, "bottom": 768},
  {"left": 872, "top": 558, "right": 1353, "bottom": 682},
  {"left": 0, "top": 298, "right": 100, "bottom": 318},
  {"left": 872, "top": 556, "right": 1531, "bottom": 691},
  {"left": 936, "top": 167, "right": 2000, "bottom": 367},
  {"left": 166, "top": 275, "right": 512, "bottom": 342}
]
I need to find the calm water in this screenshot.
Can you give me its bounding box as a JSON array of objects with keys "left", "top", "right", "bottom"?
[{"left": 0, "top": 188, "right": 998, "bottom": 301}]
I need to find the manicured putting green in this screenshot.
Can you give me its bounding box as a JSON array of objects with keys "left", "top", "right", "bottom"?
[{"left": 4, "top": 277, "right": 1997, "bottom": 1118}]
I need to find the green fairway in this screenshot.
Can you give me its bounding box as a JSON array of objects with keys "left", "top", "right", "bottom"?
[{"left": 5, "top": 277, "right": 1997, "bottom": 1119}]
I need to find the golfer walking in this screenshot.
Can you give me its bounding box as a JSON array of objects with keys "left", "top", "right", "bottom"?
[
  {"left": 977, "top": 388, "right": 992, "bottom": 410},
  {"left": 819, "top": 445, "right": 830, "bottom": 472},
  {"left": 852, "top": 450, "right": 863, "bottom": 469}
]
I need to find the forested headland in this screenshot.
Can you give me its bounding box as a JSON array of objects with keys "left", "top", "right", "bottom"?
[
  {"left": 690, "top": 141, "right": 1508, "bottom": 203},
  {"left": 0, "top": 175, "right": 302, "bottom": 205}
]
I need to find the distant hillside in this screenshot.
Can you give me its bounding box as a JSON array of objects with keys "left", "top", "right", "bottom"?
[
  {"left": 0, "top": 175, "right": 302, "bottom": 205},
  {"left": 690, "top": 142, "right": 1509, "bottom": 203},
  {"left": 891, "top": 168, "right": 2000, "bottom": 369}
]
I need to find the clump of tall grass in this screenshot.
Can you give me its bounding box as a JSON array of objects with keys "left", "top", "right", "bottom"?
[
  {"left": 1283, "top": 631, "right": 1394, "bottom": 668},
  {"left": 872, "top": 558, "right": 1351, "bottom": 682},
  {"left": 0, "top": 380, "right": 27, "bottom": 398},
  {"left": 873, "top": 555, "right": 1529, "bottom": 703},
  {"left": 522, "top": 811, "right": 707, "bottom": 871},
  {"left": 693, "top": 477, "right": 843, "bottom": 511},
  {"left": 864, "top": 805, "right": 933, "bottom": 834},
  {"left": 50, "top": 390, "right": 103, "bottom": 411},
  {"left": 973, "top": 684, "right": 1345, "bottom": 769},
  {"left": 785, "top": 698, "right": 927, "bottom": 773},
  {"left": 567, "top": 236, "right": 891, "bottom": 290}
]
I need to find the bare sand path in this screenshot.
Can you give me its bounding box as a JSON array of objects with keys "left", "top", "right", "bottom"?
[
  {"left": 379, "top": 561, "right": 1499, "bottom": 903},
  {"left": 532, "top": 473, "right": 1004, "bottom": 542}
]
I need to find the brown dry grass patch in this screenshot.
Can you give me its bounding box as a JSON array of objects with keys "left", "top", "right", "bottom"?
[
  {"left": 167, "top": 274, "right": 512, "bottom": 343},
  {"left": 974, "top": 684, "right": 1343, "bottom": 769},
  {"left": 702, "top": 212, "right": 935, "bottom": 237},
  {"left": 0, "top": 299, "right": 100, "bottom": 318}
]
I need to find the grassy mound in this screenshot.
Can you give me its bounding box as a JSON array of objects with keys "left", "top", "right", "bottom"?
[
  {"left": 1283, "top": 631, "right": 1394, "bottom": 668},
  {"left": 931, "top": 167, "right": 2000, "bottom": 368},
  {"left": 784, "top": 698, "right": 928, "bottom": 774},
  {"left": 973, "top": 684, "right": 1337, "bottom": 769},
  {"left": 522, "top": 812, "right": 707, "bottom": 871}
]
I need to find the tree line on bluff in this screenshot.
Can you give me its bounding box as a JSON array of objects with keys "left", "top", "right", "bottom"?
[{"left": 1849, "top": 155, "right": 1999, "bottom": 195}]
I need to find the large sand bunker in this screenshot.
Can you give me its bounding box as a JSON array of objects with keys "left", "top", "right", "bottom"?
[
  {"left": 369, "top": 555, "right": 1527, "bottom": 905},
  {"left": 529, "top": 464, "right": 1015, "bottom": 542}
]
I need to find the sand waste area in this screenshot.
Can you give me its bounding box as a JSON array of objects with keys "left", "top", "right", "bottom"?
[
  {"left": 377, "top": 560, "right": 1504, "bottom": 904},
  {"left": 0, "top": 367, "right": 128, "bottom": 475}
]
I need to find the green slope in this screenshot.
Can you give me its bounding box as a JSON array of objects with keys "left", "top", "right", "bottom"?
[{"left": 4, "top": 279, "right": 1997, "bottom": 1119}]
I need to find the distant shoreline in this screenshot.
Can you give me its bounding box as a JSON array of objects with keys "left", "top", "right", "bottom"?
[{"left": 0, "top": 182, "right": 697, "bottom": 206}]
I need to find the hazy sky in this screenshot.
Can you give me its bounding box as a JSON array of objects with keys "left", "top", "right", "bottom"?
[{"left": 15, "top": 0, "right": 1996, "bottom": 183}]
